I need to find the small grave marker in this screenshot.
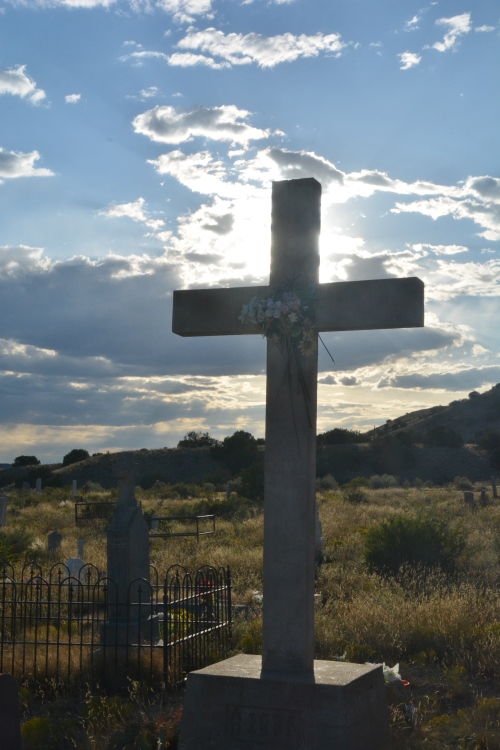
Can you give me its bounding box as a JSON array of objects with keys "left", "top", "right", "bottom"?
[
  {"left": 48, "top": 530, "right": 62, "bottom": 553},
  {"left": 480, "top": 487, "right": 489, "bottom": 506},
  {"left": 464, "top": 490, "right": 475, "bottom": 509},
  {"left": 35, "top": 478, "right": 42, "bottom": 494},
  {"left": 72, "top": 479, "right": 78, "bottom": 498},
  {"left": 77, "top": 538, "right": 85, "bottom": 560},
  {"left": 151, "top": 512, "right": 159, "bottom": 532}
]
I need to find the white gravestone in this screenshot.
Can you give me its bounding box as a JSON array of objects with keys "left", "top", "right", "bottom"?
[
  {"left": 0, "top": 494, "right": 7, "bottom": 526},
  {"left": 35, "top": 478, "right": 42, "bottom": 494},
  {"left": 174, "top": 178, "right": 424, "bottom": 750}
]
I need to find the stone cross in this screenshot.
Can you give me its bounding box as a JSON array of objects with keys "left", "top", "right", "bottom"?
[
  {"left": 0, "top": 494, "right": 7, "bottom": 527},
  {"left": 173, "top": 178, "right": 424, "bottom": 680}
]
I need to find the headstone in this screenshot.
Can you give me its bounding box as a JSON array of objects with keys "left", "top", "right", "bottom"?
[
  {"left": 0, "top": 673, "right": 22, "bottom": 750},
  {"left": 72, "top": 479, "right": 78, "bottom": 498},
  {"left": 480, "top": 487, "right": 489, "bottom": 506},
  {"left": 48, "top": 530, "right": 62, "bottom": 553},
  {"left": 492, "top": 476, "right": 498, "bottom": 499},
  {"left": 0, "top": 494, "right": 7, "bottom": 527},
  {"left": 66, "top": 557, "right": 85, "bottom": 580},
  {"left": 464, "top": 490, "right": 475, "bottom": 509},
  {"left": 173, "top": 178, "right": 424, "bottom": 749},
  {"left": 35, "top": 477, "right": 42, "bottom": 494},
  {"left": 103, "top": 458, "right": 157, "bottom": 644},
  {"left": 77, "top": 538, "right": 85, "bottom": 560},
  {"left": 151, "top": 512, "right": 159, "bottom": 532},
  {"left": 22, "top": 482, "right": 30, "bottom": 491}
]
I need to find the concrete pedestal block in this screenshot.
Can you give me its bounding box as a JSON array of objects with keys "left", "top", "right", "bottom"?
[{"left": 178, "top": 654, "right": 390, "bottom": 750}]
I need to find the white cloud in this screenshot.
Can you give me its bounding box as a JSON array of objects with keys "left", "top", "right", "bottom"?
[
  {"left": 475, "top": 25, "right": 495, "bottom": 33},
  {"left": 399, "top": 51, "right": 421, "bottom": 69},
  {"left": 6, "top": 0, "right": 117, "bottom": 6},
  {"left": 0, "top": 148, "right": 54, "bottom": 182},
  {"left": 405, "top": 14, "right": 421, "bottom": 31},
  {"left": 154, "top": 0, "right": 212, "bottom": 23},
  {"left": 140, "top": 86, "right": 160, "bottom": 98},
  {"left": 431, "top": 12, "right": 471, "bottom": 52},
  {"left": 133, "top": 104, "right": 270, "bottom": 146},
  {"left": 173, "top": 27, "right": 346, "bottom": 68},
  {"left": 424, "top": 259, "right": 500, "bottom": 300},
  {"left": 167, "top": 52, "right": 229, "bottom": 69},
  {"left": 65, "top": 93, "right": 81, "bottom": 103},
  {"left": 0, "top": 65, "right": 46, "bottom": 104},
  {"left": 98, "top": 197, "right": 165, "bottom": 230},
  {"left": 411, "top": 243, "right": 468, "bottom": 255}
]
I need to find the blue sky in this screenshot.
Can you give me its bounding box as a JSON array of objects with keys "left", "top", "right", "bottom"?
[{"left": 0, "top": 0, "right": 499, "bottom": 463}]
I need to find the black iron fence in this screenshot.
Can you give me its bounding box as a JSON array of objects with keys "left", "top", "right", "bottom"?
[
  {"left": 0, "top": 561, "right": 231, "bottom": 689},
  {"left": 74, "top": 501, "right": 116, "bottom": 524},
  {"left": 149, "top": 514, "right": 216, "bottom": 540}
]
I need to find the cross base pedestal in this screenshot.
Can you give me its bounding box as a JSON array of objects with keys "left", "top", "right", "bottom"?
[{"left": 178, "top": 654, "right": 391, "bottom": 750}]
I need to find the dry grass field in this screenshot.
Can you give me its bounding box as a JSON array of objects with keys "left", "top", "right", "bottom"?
[{"left": 2, "top": 478, "right": 500, "bottom": 748}]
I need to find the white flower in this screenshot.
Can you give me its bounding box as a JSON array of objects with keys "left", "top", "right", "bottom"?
[{"left": 288, "top": 312, "right": 298, "bottom": 323}]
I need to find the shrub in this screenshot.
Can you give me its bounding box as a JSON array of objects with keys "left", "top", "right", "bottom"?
[
  {"left": 365, "top": 514, "right": 465, "bottom": 578},
  {"left": 316, "top": 474, "right": 339, "bottom": 491},
  {"left": 240, "top": 460, "right": 264, "bottom": 501},
  {"left": 369, "top": 474, "right": 398, "bottom": 489},
  {"left": 0, "top": 528, "right": 34, "bottom": 563},
  {"left": 423, "top": 426, "right": 464, "bottom": 448},
  {"left": 343, "top": 487, "right": 369, "bottom": 504},
  {"left": 454, "top": 475, "right": 473, "bottom": 490},
  {"left": 62, "top": 449, "right": 90, "bottom": 466},
  {"left": 477, "top": 430, "right": 500, "bottom": 452}
]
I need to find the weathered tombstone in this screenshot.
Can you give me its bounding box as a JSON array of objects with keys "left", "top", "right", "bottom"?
[
  {"left": 0, "top": 673, "right": 22, "bottom": 750},
  {"left": 492, "top": 476, "right": 498, "bottom": 499},
  {"left": 77, "top": 538, "right": 85, "bottom": 560},
  {"left": 66, "top": 557, "right": 85, "bottom": 580},
  {"left": 72, "top": 479, "right": 78, "bottom": 498},
  {"left": 48, "top": 530, "right": 62, "bottom": 553},
  {"left": 480, "top": 487, "right": 489, "bottom": 506},
  {"left": 35, "top": 477, "right": 42, "bottom": 494},
  {"left": 464, "top": 490, "right": 475, "bottom": 509},
  {"left": 173, "top": 178, "right": 424, "bottom": 750},
  {"left": 22, "top": 482, "right": 30, "bottom": 491},
  {"left": 103, "top": 459, "right": 157, "bottom": 644},
  {"left": 151, "top": 512, "right": 159, "bottom": 532},
  {"left": 0, "top": 494, "right": 7, "bottom": 527}
]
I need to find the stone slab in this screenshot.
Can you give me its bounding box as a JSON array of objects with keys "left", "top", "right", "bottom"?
[
  {"left": 0, "top": 673, "right": 22, "bottom": 750},
  {"left": 178, "top": 654, "right": 391, "bottom": 750}
]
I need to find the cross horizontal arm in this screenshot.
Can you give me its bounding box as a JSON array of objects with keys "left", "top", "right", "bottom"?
[
  {"left": 316, "top": 277, "right": 424, "bottom": 332},
  {"left": 172, "top": 277, "right": 424, "bottom": 337}
]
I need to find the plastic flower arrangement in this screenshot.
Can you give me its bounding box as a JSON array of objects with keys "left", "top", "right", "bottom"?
[{"left": 239, "top": 289, "right": 317, "bottom": 356}]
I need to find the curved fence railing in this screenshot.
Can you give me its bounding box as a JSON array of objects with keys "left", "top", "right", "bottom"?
[{"left": 0, "top": 561, "right": 232, "bottom": 689}]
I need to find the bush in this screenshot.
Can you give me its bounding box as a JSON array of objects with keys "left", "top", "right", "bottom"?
[
  {"left": 369, "top": 474, "right": 398, "bottom": 489},
  {"left": 240, "top": 461, "right": 264, "bottom": 501},
  {"left": 343, "top": 487, "right": 369, "bottom": 504},
  {"left": 62, "top": 449, "right": 90, "bottom": 466},
  {"left": 454, "top": 475, "right": 473, "bottom": 490},
  {"left": 13, "top": 455, "right": 40, "bottom": 467},
  {"left": 423, "top": 426, "right": 464, "bottom": 448},
  {"left": 477, "top": 430, "right": 500, "bottom": 452},
  {"left": 316, "top": 474, "right": 339, "bottom": 491},
  {"left": 0, "top": 528, "right": 34, "bottom": 563},
  {"left": 365, "top": 514, "right": 465, "bottom": 578}
]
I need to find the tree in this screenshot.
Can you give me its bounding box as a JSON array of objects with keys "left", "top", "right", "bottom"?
[
  {"left": 177, "top": 431, "right": 220, "bottom": 449},
  {"left": 62, "top": 449, "right": 90, "bottom": 466},
  {"left": 210, "top": 431, "right": 259, "bottom": 474},
  {"left": 13, "top": 455, "right": 40, "bottom": 467},
  {"left": 317, "top": 428, "right": 365, "bottom": 446},
  {"left": 423, "top": 426, "right": 464, "bottom": 448}
]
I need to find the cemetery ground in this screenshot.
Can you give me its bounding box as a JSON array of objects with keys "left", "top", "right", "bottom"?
[{"left": 2, "top": 479, "right": 500, "bottom": 748}]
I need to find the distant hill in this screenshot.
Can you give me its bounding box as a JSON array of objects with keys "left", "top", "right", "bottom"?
[{"left": 365, "top": 383, "right": 500, "bottom": 443}]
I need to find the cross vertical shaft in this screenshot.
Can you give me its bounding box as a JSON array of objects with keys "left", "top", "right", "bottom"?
[{"left": 262, "top": 179, "right": 321, "bottom": 679}]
